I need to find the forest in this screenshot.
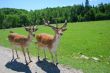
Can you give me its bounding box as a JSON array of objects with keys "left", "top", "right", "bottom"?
[{"left": 0, "top": 1, "right": 110, "bottom": 29}]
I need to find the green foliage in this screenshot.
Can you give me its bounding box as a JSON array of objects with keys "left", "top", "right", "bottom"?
[
  {"left": 85, "top": 0, "right": 90, "bottom": 7},
  {"left": 0, "top": 3, "right": 110, "bottom": 29}
]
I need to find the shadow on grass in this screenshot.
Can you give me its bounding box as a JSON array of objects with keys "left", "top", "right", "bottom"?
[
  {"left": 5, "top": 59, "right": 31, "bottom": 73},
  {"left": 36, "top": 59, "right": 60, "bottom": 73}
]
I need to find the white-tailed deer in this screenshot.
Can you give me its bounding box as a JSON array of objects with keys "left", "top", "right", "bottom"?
[
  {"left": 35, "top": 20, "right": 67, "bottom": 65},
  {"left": 8, "top": 25, "right": 38, "bottom": 65}
]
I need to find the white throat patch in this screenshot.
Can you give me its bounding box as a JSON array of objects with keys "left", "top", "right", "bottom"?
[{"left": 51, "top": 34, "right": 61, "bottom": 53}]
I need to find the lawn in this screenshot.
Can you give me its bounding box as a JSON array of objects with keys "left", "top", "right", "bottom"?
[{"left": 0, "top": 20, "right": 110, "bottom": 73}]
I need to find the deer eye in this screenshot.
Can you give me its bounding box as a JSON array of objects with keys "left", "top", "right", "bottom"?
[
  {"left": 62, "top": 28, "right": 67, "bottom": 31},
  {"left": 32, "top": 28, "right": 34, "bottom": 31},
  {"left": 35, "top": 28, "right": 38, "bottom": 31},
  {"left": 33, "top": 28, "right": 38, "bottom": 32},
  {"left": 29, "top": 28, "right": 31, "bottom": 31},
  {"left": 25, "top": 27, "right": 29, "bottom": 31}
]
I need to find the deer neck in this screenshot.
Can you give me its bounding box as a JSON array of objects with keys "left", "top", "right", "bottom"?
[
  {"left": 53, "top": 34, "right": 61, "bottom": 41},
  {"left": 52, "top": 33, "right": 61, "bottom": 49},
  {"left": 27, "top": 33, "right": 33, "bottom": 42}
]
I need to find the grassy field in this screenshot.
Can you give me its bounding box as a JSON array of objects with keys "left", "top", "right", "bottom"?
[{"left": 0, "top": 20, "right": 110, "bottom": 73}]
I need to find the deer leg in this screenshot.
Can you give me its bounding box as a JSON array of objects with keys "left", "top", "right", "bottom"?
[
  {"left": 27, "top": 48, "right": 32, "bottom": 63},
  {"left": 37, "top": 47, "right": 40, "bottom": 61},
  {"left": 43, "top": 49, "right": 46, "bottom": 60},
  {"left": 10, "top": 43, "right": 14, "bottom": 62},
  {"left": 15, "top": 49, "right": 19, "bottom": 59},
  {"left": 11, "top": 44, "right": 15, "bottom": 61},
  {"left": 50, "top": 51, "right": 54, "bottom": 64},
  {"left": 22, "top": 48, "right": 28, "bottom": 65},
  {"left": 11, "top": 49, "right": 14, "bottom": 61},
  {"left": 55, "top": 52, "right": 58, "bottom": 65}
]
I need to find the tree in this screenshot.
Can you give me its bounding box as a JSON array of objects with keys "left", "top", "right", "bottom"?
[
  {"left": 85, "top": 0, "right": 90, "bottom": 7},
  {"left": 19, "top": 14, "right": 29, "bottom": 26},
  {"left": 98, "top": 3, "right": 105, "bottom": 13},
  {"left": 0, "top": 12, "right": 5, "bottom": 28},
  {"left": 3, "top": 15, "right": 20, "bottom": 28},
  {"left": 0, "top": 3, "right": 110, "bottom": 29}
]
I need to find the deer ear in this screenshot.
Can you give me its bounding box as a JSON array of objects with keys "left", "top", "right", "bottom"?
[
  {"left": 62, "top": 28, "right": 67, "bottom": 31},
  {"left": 35, "top": 28, "right": 38, "bottom": 31},
  {"left": 25, "top": 27, "right": 29, "bottom": 31},
  {"left": 34, "top": 25, "right": 38, "bottom": 31}
]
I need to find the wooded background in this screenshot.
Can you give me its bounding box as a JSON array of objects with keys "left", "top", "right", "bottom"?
[{"left": 0, "top": 0, "right": 110, "bottom": 29}]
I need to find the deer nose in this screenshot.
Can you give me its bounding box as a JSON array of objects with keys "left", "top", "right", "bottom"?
[
  {"left": 60, "top": 33, "right": 63, "bottom": 35},
  {"left": 33, "top": 34, "right": 35, "bottom": 37}
]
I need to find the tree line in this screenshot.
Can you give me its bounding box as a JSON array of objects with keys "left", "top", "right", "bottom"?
[{"left": 0, "top": 3, "right": 110, "bottom": 29}]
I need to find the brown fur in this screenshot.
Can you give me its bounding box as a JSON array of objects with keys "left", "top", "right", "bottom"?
[
  {"left": 8, "top": 33, "right": 28, "bottom": 47},
  {"left": 36, "top": 33, "right": 54, "bottom": 49}
]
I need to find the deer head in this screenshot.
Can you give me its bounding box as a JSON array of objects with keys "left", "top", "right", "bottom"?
[
  {"left": 24, "top": 25, "right": 38, "bottom": 37},
  {"left": 44, "top": 19, "right": 67, "bottom": 36}
]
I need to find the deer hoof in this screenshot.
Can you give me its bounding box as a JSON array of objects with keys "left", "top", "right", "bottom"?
[
  {"left": 11, "top": 59, "right": 14, "bottom": 62},
  {"left": 43, "top": 58, "right": 47, "bottom": 60},
  {"left": 38, "top": 58, "right": 40, "bottom": 62},
  {"left": 29, "top": 60, "right": 32, "bottom": 63},
  {"left": 25, "top": 62, "right": 29, "bottom": 65},
  {"left": 16, "top": 57, "right": 20, "bottom": 59},
  {"left": 56, "top": 62, "right": 59, "bottom": 66},
  {"left": 50, "top": 62, "right": 54, "bottom": 65}
]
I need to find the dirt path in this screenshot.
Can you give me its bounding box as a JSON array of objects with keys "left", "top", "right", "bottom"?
[{"left": 0, "top": 46, "right": 83, "bottom": 73}]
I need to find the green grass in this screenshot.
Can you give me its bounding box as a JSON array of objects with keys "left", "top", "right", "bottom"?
[{"left": 0, "top": 20, "right": 110, "bottom": 73}]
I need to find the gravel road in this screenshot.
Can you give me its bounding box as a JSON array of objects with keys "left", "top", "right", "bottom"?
[{"left": 0, "top": 46, "right": 83, "bottom": 73}]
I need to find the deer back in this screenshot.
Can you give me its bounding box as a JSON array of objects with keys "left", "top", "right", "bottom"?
[
  {"left": 8, "top": 33, "right": 28, "bottom": 46},
  {"left": 36, "top": 33, "right": 54, "bottom": 48}
]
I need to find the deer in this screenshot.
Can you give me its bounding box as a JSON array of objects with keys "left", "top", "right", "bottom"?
[
  {"left": 8, "top": 25, "right": 38, "bottom": 65},
  {"left": 35, "top": 19, "right": 67, "bottom": 65}
]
